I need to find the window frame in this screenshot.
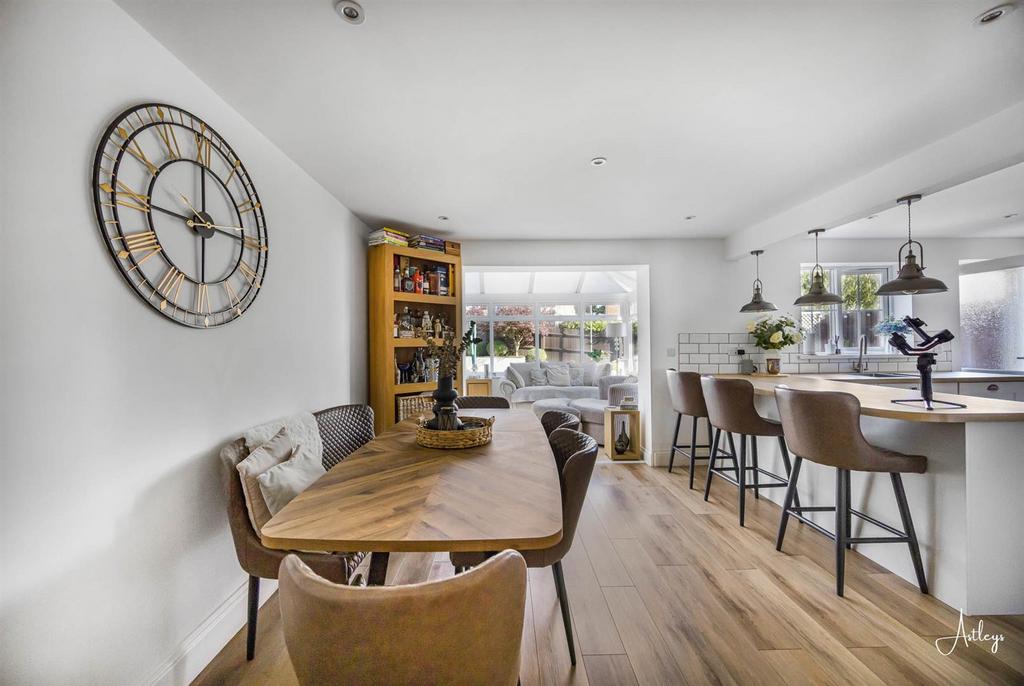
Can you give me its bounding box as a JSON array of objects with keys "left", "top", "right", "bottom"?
[{"left": 799, "top": 262, "right": 903, "bottom": 355}]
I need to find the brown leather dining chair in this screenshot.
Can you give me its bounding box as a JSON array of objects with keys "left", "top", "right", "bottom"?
[
  {"left": 279, "top": 550, "right": 528, "bottom": 686},
  {"left": 220, "top": 404, "right": 373, "bottom": 660},
  {"left": 450, "top": 427, "right": 599, "bottom": 667},
  {"left": 541, "top": 409, "right": 582, "bottom": 436},
  {"left": 774, "top": 387, "right": 928, "bottom": 596}
]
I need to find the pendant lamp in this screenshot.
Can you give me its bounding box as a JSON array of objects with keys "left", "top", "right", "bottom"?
[
  {"left": 794, "top": 228, "right": 842, "bottom": 306},
  {"left": 876, "top": 194, "right": 948, "bottom": 296},
  {"left": 740, "top": 250, "right": 778, "bottom": 313}
]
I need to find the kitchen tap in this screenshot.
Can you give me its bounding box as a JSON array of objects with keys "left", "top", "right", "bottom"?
[{"left": 852, "top": 335, "right": 868, "bottom": 372}]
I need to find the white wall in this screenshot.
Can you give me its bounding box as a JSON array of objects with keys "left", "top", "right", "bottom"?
[
  {"left": 461, "top": 235, "right": 1024, "bottom": 464},
  {"left": 0, "top": 2, "right": 369, "bottom": 683}
]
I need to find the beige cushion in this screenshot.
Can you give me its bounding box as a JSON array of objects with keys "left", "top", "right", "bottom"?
[
  {"left": 546, "top": 366, "right": 571, "bottom": 387},
  {"left": 257, "top": 445, "right": 326, "bottom": 516},
  {"left": 236, "top": 428, "right": 294, "bottom": 532}
]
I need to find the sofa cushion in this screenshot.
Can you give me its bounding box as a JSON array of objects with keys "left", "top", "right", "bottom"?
[
  {"left": 257, "top": 444, "right": 326, "bottom": 516},
  {"left": 568, "top": 367, "right": 585, "bottom": 386},
  {"left": 570, "top": 361, "right": 611, "bottom": 386},
  {"left": 236, "top": 427, "right": 295, "bottom": 532},
  {"left": 529, "top": 369, "right": 547, "bottom": 386},
  {"left": 569, "top": 397, "right": 608, "bottom": 425},
  {"left": 546, "top": 366, "right": 571, "bottom": 387},
  {"left": 508, "top": 361, "right": 540, "bottom": 388},
  {"left": 510, "top": 385, "right": 601, "bottom": 404}
]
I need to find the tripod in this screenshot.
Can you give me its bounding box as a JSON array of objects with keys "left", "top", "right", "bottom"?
[{"left": 888, "top": 316, "right": 966, "bottom": 411}]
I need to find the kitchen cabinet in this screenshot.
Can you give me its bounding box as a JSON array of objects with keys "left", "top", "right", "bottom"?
[{"left": 958, "top": 381, "right": 1024, "bottom": 401}]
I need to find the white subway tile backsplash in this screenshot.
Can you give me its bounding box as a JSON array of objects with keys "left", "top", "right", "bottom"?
[
  {"left": 729, "top": 333, "right": 750, "bottom": 343},
  {"left": 679, "top": 343, "right": 699, "bottom": 353},
  {"left": 798, "top": 364, "right": 819, "bottom": 373},
  {"left": 698, "top": 364, "right": 720, "bottom": 374},
  {"left": 679, "top": 364, "right": 700, "bottom": 372},
  {"left": 699, "top": 343, "right": 719, "bottom": 353},
  {"left": 690, "top": 333, "right": 709, "bottom": 343},
  {"left": 709, "top": 333, "right": 730, "bottom": 343},
  {"left": 689, "top": 354, "right": 709, "bottom": 363},
  {"left": 678, "top": 333, "right": 690, "bottom": 343},
  {"left": 708, "top": 354, "right": 729, "bottom": 363}
]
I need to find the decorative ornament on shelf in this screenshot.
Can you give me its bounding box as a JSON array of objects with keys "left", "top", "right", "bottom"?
[
  {"left": 748, "top": 316, "right": 804, "bottom": 374},
  {"left": 421, "top": 328, "right": 483, "bottom": 431},
  {"left": 794, "top": 229, "right": 843, "bottom": 307},
  {"left": 740, "top": 250, "right": 778, "bottom": 313},
  {"left": 876, "top": 194, "right": 948, "bottom": 296}
]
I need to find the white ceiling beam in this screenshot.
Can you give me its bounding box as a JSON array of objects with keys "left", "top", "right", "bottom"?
[{"left": 724, "top": 100, "right": 1024, "bottom": 260}]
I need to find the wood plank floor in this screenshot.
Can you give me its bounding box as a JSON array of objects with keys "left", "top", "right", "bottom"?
[{"left": 195, "top": 460, "right": 1023, "bottom": 685}]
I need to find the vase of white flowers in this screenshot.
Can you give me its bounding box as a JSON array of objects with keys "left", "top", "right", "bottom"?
[{"left": 748, "top": 316, "right": 803, "bottom": 375}]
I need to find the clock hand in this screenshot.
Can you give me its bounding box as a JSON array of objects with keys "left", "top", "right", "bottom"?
[
  {"left": 179, "top": 192, "right": 202, "bottom": 218},
  {"left": 150, "top": 204, "right": 193, "bottom": 222},
  {"left": 185, "top": 220, "right": 244, "bottom": 240}
]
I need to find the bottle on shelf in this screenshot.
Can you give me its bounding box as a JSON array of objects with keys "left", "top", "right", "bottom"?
[{"left": 393, "top": 266, "right": 401, "bottom": 292}]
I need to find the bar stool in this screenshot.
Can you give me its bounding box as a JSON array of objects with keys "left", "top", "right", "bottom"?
[
  {"left": 700, "top": 377, "right": 799, "bottom": 526},
  {"left": 666, "top": 370, "right": 734, "bottom": 488},
  {"left": 774, "top": 386, "right": 928, "bottom": 597}
]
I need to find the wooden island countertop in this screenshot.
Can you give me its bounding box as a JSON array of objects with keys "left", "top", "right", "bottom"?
[{"left": 713, "top": 374, "right": 1024, "bottom": 423}]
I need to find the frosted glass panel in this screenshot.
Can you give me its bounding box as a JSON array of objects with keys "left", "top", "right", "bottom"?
[{"left": 959, "top": 266, "right": 1024, "bottom": 371}]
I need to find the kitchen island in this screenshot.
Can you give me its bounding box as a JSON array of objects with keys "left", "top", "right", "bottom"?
[{"left": 714, "top": 373, "right": 1024, "bottom": 615}]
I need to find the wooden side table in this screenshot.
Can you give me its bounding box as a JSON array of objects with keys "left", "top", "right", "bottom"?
[
  {"left": 465, "top": 378, "right": 492, "bottom": 397},
  {"left": 604, "top": 407, "right": 642, "bottom": 460}
]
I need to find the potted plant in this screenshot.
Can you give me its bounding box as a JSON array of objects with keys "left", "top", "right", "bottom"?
[
  {"left": 748, "top": 315, "right": 803, "bottom": 374},
  {"left": 422, "top": 328, "right": 482, "bottom": 430}
]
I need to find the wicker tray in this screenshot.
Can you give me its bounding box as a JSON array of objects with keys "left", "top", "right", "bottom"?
[{"left": 416, "top": 416, "right": 495, "bottom": 449}]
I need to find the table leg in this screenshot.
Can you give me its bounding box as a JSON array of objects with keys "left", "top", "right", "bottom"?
[{"left": 368, "top": 552, "right": 390, "bottom": 586}]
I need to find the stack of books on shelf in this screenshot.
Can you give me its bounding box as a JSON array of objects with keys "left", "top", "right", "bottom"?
[
  {"left": 368, "top": 227, "right": 410, "bottom": 247},
  {"left": 409, "top": 234, "right": 446, "bottom": 253}
]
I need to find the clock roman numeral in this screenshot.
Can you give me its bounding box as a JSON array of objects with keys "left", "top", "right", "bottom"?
[
  {"left": 238, "top": 261, "right": 261, "bottom": 288},
  {"left": 114, "top": 126, "right": 159, "bottom": 175},
  {"left": 112, "top": 230, "right": 158, "bottom": 259},
  {"left": 236, "top": 198, "right": 261, "bottom": 215},
  {"left": 194, "top": 124, "right": 212, "bottom": 167},
  {"left": 152, "top": 107, "right": 182, "bottom": 161},
  {"left": 223, "top": 280, "right": 244, "bottom": 317},
  {"left": 243, "top": 235, "right": 267, "bottom": 252},
  {"left": 99, "top": 180, "right": 150, "bottom": 213},
  {"left": 156, "top": 266, "right": 186, "bottom": 312}
]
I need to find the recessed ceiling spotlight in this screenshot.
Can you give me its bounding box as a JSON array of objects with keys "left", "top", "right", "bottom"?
[
  {"left": 974, "top": 3, "right": 1016, "bottom": 26},
  {"left": 590, "top": 157, "right": 607, "bottom": 167},
  {"left": 867, "top": 215, "right": 878, "bottom": 220},
  {"left": 1005, "top": 213, "right": 1020, "bottom": 219},
  {"left": 684, "top": 215, "right": 696, "bottom": 220},
  {"left": 437, "top": 215, "right": 449, "bottom": 221},
  {"left": 335, "top": 0, "right": 364, "bottom": 25}
]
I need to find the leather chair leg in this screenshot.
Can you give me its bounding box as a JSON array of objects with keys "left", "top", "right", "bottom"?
[
  {"left": 246, "top": 575, "right": 260, "bottom": 661},
  {"left": 835, "top": 468, "right": 849, "bottom": 596},
  {"left": 668, "top": 413, "right": 682, "bottom": 473},
  {"left": 551, "top": 562, "right": 576, "bottom": 666},
  {"left": 703, "top": 428, "right": 721, "bottom": 502},
  {"left": 687, "top": 416, "right": 699, "bottom": 489},
  {"left": 776, "top": 456, "right": 803, "bottom": 551},
  {"left": 891, "top": 473, "right": 928, "bottom": 594},
  {"left": 750, "top": 435, "right": 760, "bottom": 500},
  {"left": 737, "top": 435, "right": 747, "bottom": 527}
]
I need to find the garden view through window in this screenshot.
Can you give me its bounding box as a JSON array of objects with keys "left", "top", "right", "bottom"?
[
  {"left": 798, "top": 264, "right": 904, "bottom": 354},
  {"left": 462, "top": 269, "right": 639, "bottom": 377}
]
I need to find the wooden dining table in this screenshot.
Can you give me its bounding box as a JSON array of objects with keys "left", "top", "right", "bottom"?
[{"left": 260, "top": 408, "right": 564, "bottom": 584}]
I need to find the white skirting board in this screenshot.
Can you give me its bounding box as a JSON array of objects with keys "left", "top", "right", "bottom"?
[{"left": 144, "top": 577, "right": 277, "bottom": 686}]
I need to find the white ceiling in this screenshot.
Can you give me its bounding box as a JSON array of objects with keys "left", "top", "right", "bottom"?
[
  {"left": 116, "top": 0, "right": 1024, "bottom": 241},
  {"left": 827, "top": 162, "right": 1024, "bottom": 239}
]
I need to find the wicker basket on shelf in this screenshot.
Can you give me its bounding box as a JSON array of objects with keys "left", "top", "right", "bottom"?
[{"left": 416, "top": 416, "right": 495, "bottom": 449}]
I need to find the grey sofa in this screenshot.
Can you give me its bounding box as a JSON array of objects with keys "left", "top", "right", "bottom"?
[{"left": 497, "top": 361, "right": 611, "bottom": 405}]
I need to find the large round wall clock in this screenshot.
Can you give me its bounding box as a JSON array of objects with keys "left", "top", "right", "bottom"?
[{"left": 92, "top": 103, "right": 268, "bottom": 328}]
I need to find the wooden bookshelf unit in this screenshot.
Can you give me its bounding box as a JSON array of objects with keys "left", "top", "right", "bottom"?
[{"left": 368, "top": 244, "right": 462, "bottom": 433}]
